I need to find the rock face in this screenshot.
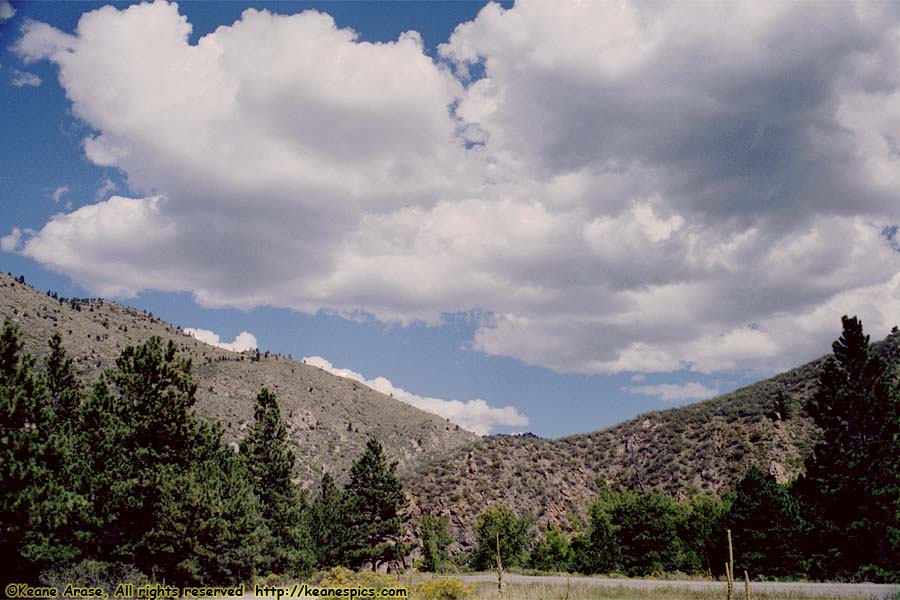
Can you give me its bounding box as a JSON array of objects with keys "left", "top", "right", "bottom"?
[{"left": 0, "top": 273, "right": 478, "bottom": 489}]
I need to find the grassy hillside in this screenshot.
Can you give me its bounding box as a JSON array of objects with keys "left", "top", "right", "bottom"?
[{"left": 0, "top": 272, "right": 478, "bottom": 489}]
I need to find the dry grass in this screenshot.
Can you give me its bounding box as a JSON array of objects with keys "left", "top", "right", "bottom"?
[{"left": 466, "top": 580, "right": 887, "bottom": 600}]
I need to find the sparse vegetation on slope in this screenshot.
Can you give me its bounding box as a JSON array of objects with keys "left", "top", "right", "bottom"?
[
  {"left": 0, "top": 273, "right": 478, "bottom": 491},
  {"left": 408, "top": 329, "right": 900, "bottom": 553}
]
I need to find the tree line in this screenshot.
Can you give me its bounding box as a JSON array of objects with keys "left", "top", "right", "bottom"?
[
  {"left": 456, "top": 316, "right": 900, "bottom": 582},
  {"left": 1, "top": 315, "right": 898, "bottom": 585},
  {"left": 0, "top": 321, "right": 409, "bottom": 586}
]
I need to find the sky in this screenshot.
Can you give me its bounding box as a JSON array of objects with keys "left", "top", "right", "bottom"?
[{"left": 2, "top": 0, "right": 900, "bottom": 438}]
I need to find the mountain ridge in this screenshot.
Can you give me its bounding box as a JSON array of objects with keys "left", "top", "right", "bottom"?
[
  {"left": 0, "top": 272, "right": 478, "bottom": 489},
  {"left": 5, "top": 270, "right": 897, "bottom": 551}
]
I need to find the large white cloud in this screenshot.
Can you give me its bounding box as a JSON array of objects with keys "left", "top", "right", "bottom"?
[
  {"left": 9, "top": 0, "right": 900, "bottom": 377},
  {"left": 303, "top": 356, "right": 528, "bottom": 435}
]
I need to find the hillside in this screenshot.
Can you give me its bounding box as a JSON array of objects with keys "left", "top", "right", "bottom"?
[
  {"left": 407, "top": 330, "right": 900, "bottom": 550},
  {"left": 6, "top": 270, "right": 899, "bottom": 552},
  {"left": 0, "top": 272, "right": 478, "bottom": 488}
]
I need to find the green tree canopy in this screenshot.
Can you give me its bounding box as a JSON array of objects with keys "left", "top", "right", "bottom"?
[
  {"left": 528, "top": 524, "right": 573, "bottom": 572},
  {"left": 797, "top": 316, "right": 900, "bottom": 580},
  {"left": 343, "top": 437, "right": 411, "bottom": 571},
  {"left": 727, "top": 466, "right": 804, "bottom": 577},
  {"left": 419, "top": 514, "right": 453, "bottom": 573},
  {"left": 610, "top": 490, "right": 682, "bottom": 576},
  {"left": 240, "top": 387, "right": 314, "bottom": 577},
  {"left": 571, "top": 485, "right": 619, "bottom": 575},
  {"left": 471, "top": 503, "right": 532, "bottom": 571},
  {"left": 309, "top": 472, "right": 350, "bottom": 569}
]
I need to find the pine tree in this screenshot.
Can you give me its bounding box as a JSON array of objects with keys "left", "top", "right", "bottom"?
[
  {"left": 83, "top": 337, "right": 240, "bottom": 584},
  {"left": 240, "top": 387, "right": 314, "bottom": 577},
  {"left": 0, "top": 321, "right": 49, "bottom": 580},
  {"left": 45, "top": 332, "right": 82, "bottom": 427},
  {"left": 310, "top": 472, "right": 349, "bottom": 568},
  {"left": 0, "top": 322, "right": 89, "bottom": 581},
  {"left": 797, "top": 316, "right": 900, "bottom": 580},
  {"left": 144, "top": 444, "right": 269, "bottom": 584},
  {"left": 343, "top": 437, "right": 411, "bottom": 571}
]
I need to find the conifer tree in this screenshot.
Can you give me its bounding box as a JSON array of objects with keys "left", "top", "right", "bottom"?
[
  {"left": 310, "top": 472, "right": 349, "bottom": 568},
  {"left": 0, "top": 322, "right": 89, "bottom": 580},
  {"left": 0, "top": 321, "right": 49, "bottom": 580},
  {"left": 145, "top": 444, "right": 268, "bottom": 584},
  {"left": 45, "top": 332, "right": 82, "bottom": 427},
  {"left": 240, "top": 387, "right": 314, "bottom": 576},
  {"left": 797, "top": 316, "right": 900, "bottom": 579},
  {"left": 343, "top": 437, "right": 411, "bottom": 571},
  {"left": 83, "top": 337, "right": 241, "bottom": 584}
]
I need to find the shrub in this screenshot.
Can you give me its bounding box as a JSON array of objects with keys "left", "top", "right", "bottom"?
[
  {"left": 412, "top": 578, "right": 474, "bottom": 600},
  {"left": 308, "top": 566, "right": 402, "bottom": 591},
  {"left": 40, "top": 560, "right": 147, "bottom": 596}
]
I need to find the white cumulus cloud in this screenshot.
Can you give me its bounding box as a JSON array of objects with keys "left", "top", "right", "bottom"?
[
  {"left": 184, "top": 327, "right": 258, "bottom": 352},
  {"left": 11, "top": 0, "right": 900, "bottom": 379},
  {"left": 303, "top": 356, "right": 528, "bottom": 435}
]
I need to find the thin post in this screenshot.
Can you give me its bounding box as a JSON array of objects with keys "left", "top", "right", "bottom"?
[
  {"left": 725, "top": 563, "right": 733, "bottom": 600},
  {"left": 727, "top": 529, "right": 735, "bottom": 600},
  {"left": 496, "top": 531, "right": 504, "bottom": 600},
  {"left": 743, "top": 570, "right": 751, "bottom": 600}
]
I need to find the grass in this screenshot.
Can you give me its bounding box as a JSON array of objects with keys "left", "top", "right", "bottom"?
[{"left": 464, "top": 580, "right": 891, "bottom": 600}]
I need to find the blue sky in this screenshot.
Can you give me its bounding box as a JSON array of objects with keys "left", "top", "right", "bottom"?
[{"left": 2, "top": 0, "right": 899, "bottom": 437}]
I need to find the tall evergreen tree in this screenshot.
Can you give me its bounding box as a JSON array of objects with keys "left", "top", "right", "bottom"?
[
  {"left": 45, "top": 332, "right": 82, "bottom": 428},
  {"left": 343, "top": 437, "right": 411, "bottom": 571},
  {"left": 82, "top": 336, "right": 253, "bottom": 585},
  {"left": 240, "top": 387, "right": 314, "bottom": 577},
  {"left": 797, "top": 316, "right": 900, "bottom": 579},
  {"left": 310, "top": 472, "right": 349, "bottom": 568},
  {"left": 0, "top": 322, "right": 90, "bottom": 581},
  {"left": 0, "top": 321, "right": 50, "bottom": 580}
]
